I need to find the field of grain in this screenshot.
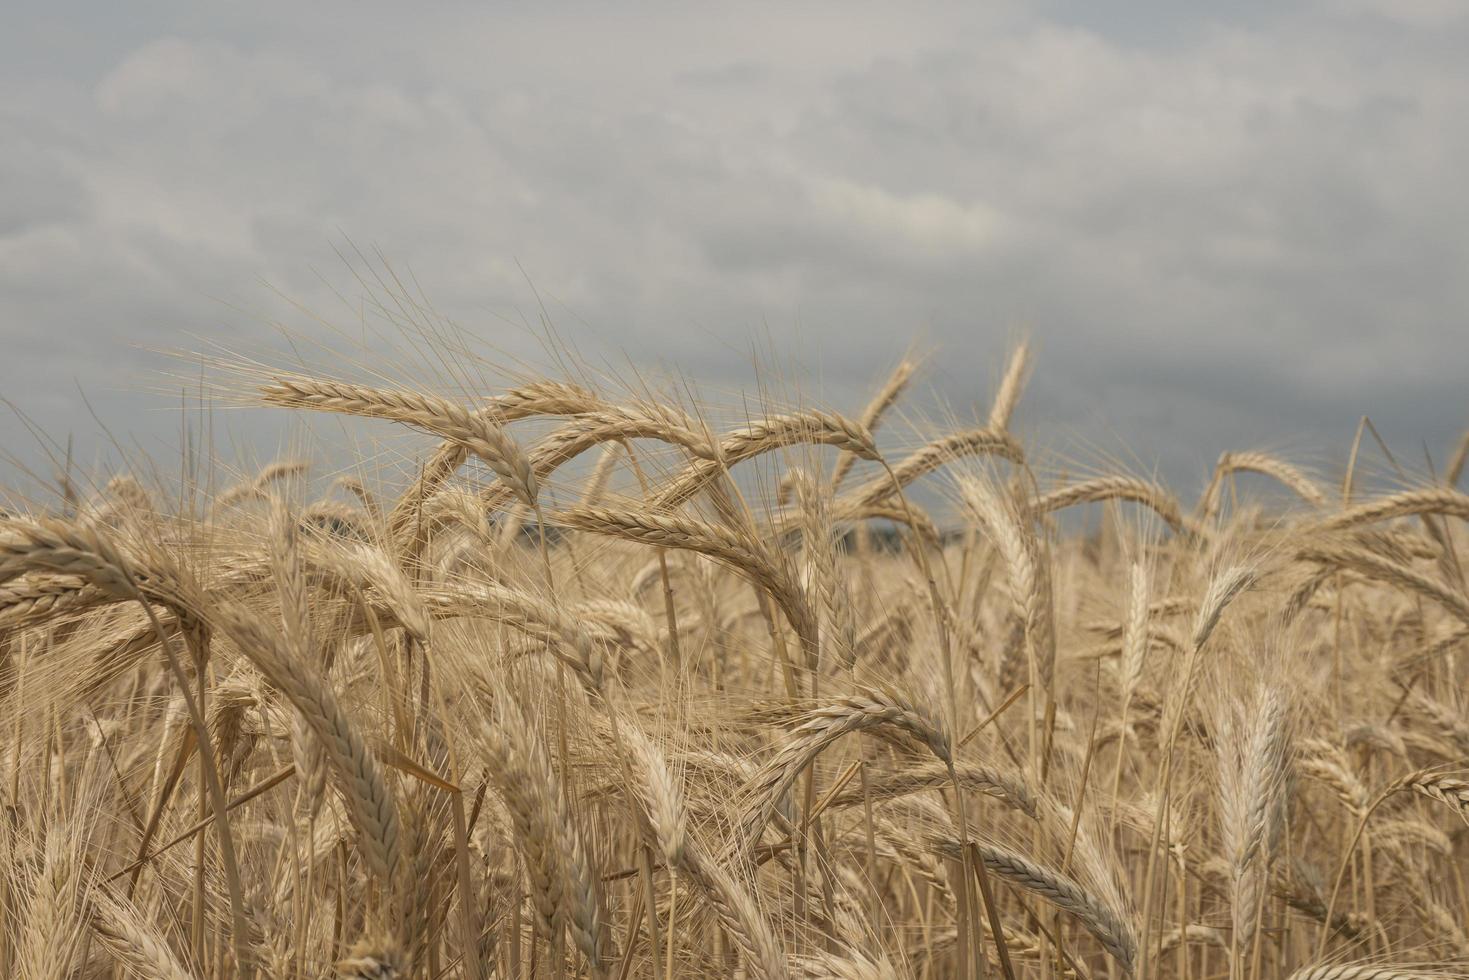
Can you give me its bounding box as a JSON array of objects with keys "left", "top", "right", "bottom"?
[{"left": 2, "top": 340, "right": 1467, "bottom": 980}]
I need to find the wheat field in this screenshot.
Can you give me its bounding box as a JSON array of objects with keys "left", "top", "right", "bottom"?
[{"left": 2, "top": 338, "right": 1468, "bottom": 980}]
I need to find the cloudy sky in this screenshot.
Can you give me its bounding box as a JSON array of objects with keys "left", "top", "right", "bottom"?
[{"left": 3, "top": 0, "right": 1467, "bottom": 498}]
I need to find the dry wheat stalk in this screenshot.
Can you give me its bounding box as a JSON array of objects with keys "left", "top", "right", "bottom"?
[{"left": 269, "top": 501, "right": 329, "bottom": 820}]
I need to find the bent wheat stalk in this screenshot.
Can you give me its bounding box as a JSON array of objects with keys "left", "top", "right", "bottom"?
[
  {"left": 558, "top": 505, "right": 817, "bottom": 659},
  {"left": 1031, "top": 475, "right": 1189, "bottom": 537},
  {"left": 1199, "top": 451, "right": 1326, "bottom": 520},
  {"left": 260, "top": 377, "right": 538, "bottom": 507},
  {"left": 737, "top": 688, "right": 951, "bottom": 852},
  {"left": 651, "top": 410, "right": 879, "bottom": 510},
  {"left": 925, "top": 833, "right": 1138, "bottom": 975}
]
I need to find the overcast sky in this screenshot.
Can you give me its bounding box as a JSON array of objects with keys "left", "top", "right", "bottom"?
[{"left": 3, "top": 0, "right": 1467, "bottom": 500}]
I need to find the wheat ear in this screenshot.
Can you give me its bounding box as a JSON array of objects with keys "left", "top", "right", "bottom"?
[
  {"left": 18, "top": 831, "right": 86, "bottom": 980},
  {"left": 824, "top": 759, "right": 1038, "bottom": 818},
  {"left": 1218, "top": 684, "right": 1294, "bottom": 965},
  {"left": 338, "top": 933, "right": 408, "bottom": 979},
  {"left": 481, "top": 699, "right": 610, "bottom": 977},
  {"left": 960, "top": 478, "right": 1056, "bottom": 696},
  {"left": 678, "top": 834, "right": 789, "bottom": 980},
  {"left": 559, "top": 505, "right": 816, "bottom": 658},
  {"left": 260, "top": 377, "right": 538, "bottom": 506},
  {"left": 832, "top": 355, "right": 918, "bottom": 491},
  {"left": 1199, "top": 450, "right": 1327, "bottom": 519},
  {"left": 738, "top": 688, "right": 950, "bottom": 851},
  {"left": 212, "top": 600, "right": 403, "bottom": 889},
  {"left": 1031, "top": 475, "right": 1188, "bottom": 536},
  {"left": 651, "top": 409, "right": 878, "bottom": 510},
  {"left": 988, "top": 340, "right": 1031, "bottom": 431},
  {"left": 1297, "top": 543, "right": 1469, "bottom": 625},
  {"left": 1313, "top": 487, "right": 1469, "bottom": 532},
  {"left": 91, "top": 889, "right": 199, "bottom": 980},
  {"left": 840, "top": 427, "right": 1024, "bottom": 511},
  {"left": 926, "top": 834, "right": 1138, "bottom": 974},
  {"left": 1288, "top": 965, "right": 1447, "bottom": 980}
]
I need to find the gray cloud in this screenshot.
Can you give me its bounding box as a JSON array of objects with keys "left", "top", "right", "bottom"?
[{"left": 1, "top": 0, "right": 1466, "bottom": 499}]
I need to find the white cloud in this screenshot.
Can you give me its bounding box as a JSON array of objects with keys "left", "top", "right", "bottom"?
[{"left": 1, "top": 1, "right": 1465, "bottom": 489}]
